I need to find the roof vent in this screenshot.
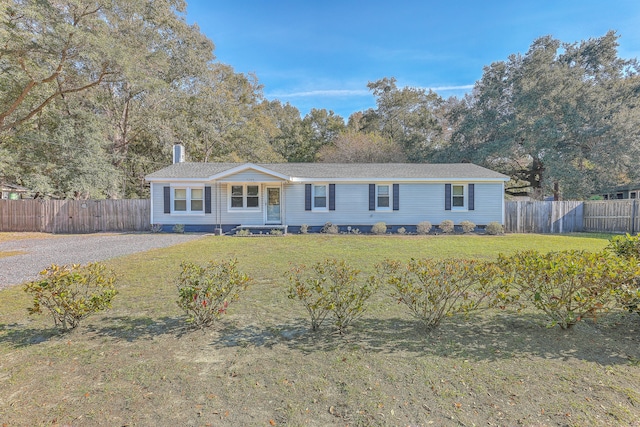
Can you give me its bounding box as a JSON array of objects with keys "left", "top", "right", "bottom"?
[{"left": 173, "top": 144, "right": 185, "bottom": 164}]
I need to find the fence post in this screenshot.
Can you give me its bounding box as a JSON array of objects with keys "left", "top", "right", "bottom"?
[{"left": 633, "top": 199, "right": 638, "bottom": 235}]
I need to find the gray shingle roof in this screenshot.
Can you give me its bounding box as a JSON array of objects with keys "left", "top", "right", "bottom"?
[{"left": 145, "top": 162, "right": 509, "bottom": 181}]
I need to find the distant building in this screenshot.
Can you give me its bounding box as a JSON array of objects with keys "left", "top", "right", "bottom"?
[
  {"left": 0, "top": 183, "right": 30, "bottom": 200},
  {"left": 600, "top": 184, "right": 640, "bottom": 200}
]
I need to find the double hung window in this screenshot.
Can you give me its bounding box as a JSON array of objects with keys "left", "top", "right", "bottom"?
[
  {"left": 173, "top": 187, "right": 204, "bottom": 213},
  {"left": 230, "top": 184, "right": 260, "bottom": 209},
  {"left": 377, "top": 185, "right": 390, "bottom": 209},
  {"left": 452, "top": 185, "right": 465, "bottom": 208},
  {"left": 313, "top": 185, "right": 327, "bottom": 209}
]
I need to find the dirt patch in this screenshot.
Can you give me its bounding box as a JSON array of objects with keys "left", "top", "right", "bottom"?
[{"left": 1, "top": 307, "right": 639, "bottom": 426}]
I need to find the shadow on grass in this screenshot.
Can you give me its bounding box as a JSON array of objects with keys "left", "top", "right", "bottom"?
[
  {"left": 0, "top": 323, "right": 61, "bottom": 348},
  {"left": 85, "top": 316, "right": 188, "bottom": 341},
  {"left": 207, "top": 311, "right": 640, "bottom": 366}
]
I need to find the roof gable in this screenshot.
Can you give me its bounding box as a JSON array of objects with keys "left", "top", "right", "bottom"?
[{"left": 209, "top": 163, "right": 290, "bottom": 181}]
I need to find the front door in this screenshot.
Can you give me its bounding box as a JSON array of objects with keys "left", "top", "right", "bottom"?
[{"left": 266, "top": 187, "right": 281, "bottom": 224}]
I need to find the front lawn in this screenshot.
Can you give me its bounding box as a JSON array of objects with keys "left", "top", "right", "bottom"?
[{"left": 2, "top": 233, "right": 639, "bottom": 426}]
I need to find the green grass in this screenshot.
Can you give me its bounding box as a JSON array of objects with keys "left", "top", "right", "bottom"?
[{"left": 2, "top": 233, "right": 639, "bottom": 427}]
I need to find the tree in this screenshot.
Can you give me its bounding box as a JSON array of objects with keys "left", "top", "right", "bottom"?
[
  {"left": 0, "top": 0, "right": 213, "bottom": 134},
  {"left": 359, "top": 77, "right": 447, "bottom": 162},
  {"left": 317, "top": 130, "right": 406, "bottom": 163},
  {"left": 1, "top": 0, "right": 283, "bottom": 198},
  {"left": 446, "top": 32, "right": 640, "bottom": 199}
]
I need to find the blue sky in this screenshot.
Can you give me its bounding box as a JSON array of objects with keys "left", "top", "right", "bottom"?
[{"left": 185, "top": 0, "right": 640, "bottom": 120}]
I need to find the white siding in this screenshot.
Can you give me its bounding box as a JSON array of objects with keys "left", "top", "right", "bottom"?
[
  {"left": 151, "top": 181, "right": 504, "bottom": 227},
  {"left": 284, "top": 182, "right": 503, "bottom": 226},
  {"left": 151, "top": 182, "right": 218, "bottom": 226}
]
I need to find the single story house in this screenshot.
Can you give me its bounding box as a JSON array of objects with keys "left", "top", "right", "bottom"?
[{"left": 145, "top": 147, "right": 509, "bottom": 233}]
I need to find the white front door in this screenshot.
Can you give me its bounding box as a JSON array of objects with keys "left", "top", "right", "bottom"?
[{"left": 265, "top": 187, "right": 281, "bottom": 224}]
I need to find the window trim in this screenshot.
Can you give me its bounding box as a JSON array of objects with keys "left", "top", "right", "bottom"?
[
  {"left": 227, "top": 183, "right": 261, "bottom": 211},
  {"left": 312, "top": 183, "right": 329, "bottom": 211},
  {"left": 171, "top": 185, "right": 205, "bottom": 214}
]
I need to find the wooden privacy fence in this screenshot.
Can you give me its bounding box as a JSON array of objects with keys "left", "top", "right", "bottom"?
[
  {"left": 583, "top": 200, "right": 640, "bottom": 234},
  {"left": 0, "top": 199, "right": 150, "bottom": 233},
  {"left": 505, "top": 200, "right": 640, "bottom": 234}
]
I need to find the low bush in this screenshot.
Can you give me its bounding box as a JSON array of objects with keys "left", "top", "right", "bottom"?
[
  {"left": 371, "top": 222, "right": 387, "bottom": 235},
  {"left": 416, "top": 221, "right": 432, "bottom": 235},
  {"left": 606, "top": 233, "right": 640, "bottom": 314},
  {"left": 270, "top": 229, "right": 283, "bottom": 236},
  {"left": 300, "top": 224, "right": 309, "bottom": 234},
  {"left": 485, "top": 222, "right": 504, "bottom": 235},
  {"left": 150, "top": 223, "right": 163, "bottom": 233},
  {"left": 321, "top": 222, "right": 339, "bottom": 234},
  {"left": 172, "top": 224, "right": 185, "bottom": 234},
  {"left": 24, "top": 263, "right": 118, "bottom": 331},
  {"left": 378, "top": 258, "right": 502, "bottom": 331},
  {"left": 176, "top": 259, "right": 251, "bottom": 329},
  {"left": 607, "top": 233, "right": 640, "bottom": 259},
  {"left": 460, "top": 220, "right": 476, "bottom": 233},
  {"left": 497, "top": 250, "right": 639, "bottom": 329},
  {"left": 286, "top": 258, "right": 378, "bottom": 333},
  {"left": 235, "top": 229, "right": 251, "bottom": 236},
  {"left": 439, "top": 219, "right": 455, "bottom": 233},
  {"left": 396, "top": 227, "right": 406, "bottom": 235}
]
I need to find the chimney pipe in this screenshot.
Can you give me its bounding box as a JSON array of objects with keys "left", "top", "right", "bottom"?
[{"left": 173, "top": 144, "right": 185, "bottom": 164}]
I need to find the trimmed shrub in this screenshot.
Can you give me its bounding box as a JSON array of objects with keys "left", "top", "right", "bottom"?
[
  {"left": 416, "top": 221, "right": 432, "bottom": 235},
  {"left": 606, "top": 234, "right": 640, "bottom": 314},
  {"left": 607, "top": 233, "right": 640, "bottom": 259},
  {"left": 396, "top": 227, "right": 406, "bottom": 235},
  {"left": 497, "top": 250, "right": 639, "bottom": 329},
  {"left": 460, "top": 220, "right": 476, "bottom": 233},
  {"left": 439, "top": 219, "right": 455, "bottom": 233},
  {"left": 321, "top": 222, "right": 339, "bottom": 234},
  {"left": 24, "top": 263, "right": 118, "bottom": 331},
  {"left": 287, "top": 259, "right": 378, "bottom": 333},
  {"left": 172, "top": 224, "right": 185, "bottom": 234},
  {"left": 379, "top": 258, "right": 502, "bottom": 331},
  {"left": 485, "top": 222, "right": 504, "bottom": 235},
  {"left": 176, "top": 259, "right": 251, "bottom": 329},
  {"left": 270, "top": 229, "right": 283, "bottom": 236},
  {"left": 300, "top": 224, "right": 309, "bottom": 234},
  {"left": 235, "top": 228, "right": 251, "bottom": 236},
  {"left": 371, "top": 222, "right": 387, "bottom": 235},
  {"left": 150, "top": 223, "right": 163, "bottom": 233}
]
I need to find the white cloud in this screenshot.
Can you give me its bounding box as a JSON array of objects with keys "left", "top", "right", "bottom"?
[
  {"left": 267, "top": 89, "right": 371, "bottom": 98},
  {"left": 425, "top": 84, "right": 475, "bottom": 91},
  {"left": 267, "top": 84, "right": 475, "bottom": 100}
]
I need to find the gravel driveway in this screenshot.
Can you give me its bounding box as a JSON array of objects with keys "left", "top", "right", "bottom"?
[{"left": 0, "top": 233, "right": 204, "bottom": 289}]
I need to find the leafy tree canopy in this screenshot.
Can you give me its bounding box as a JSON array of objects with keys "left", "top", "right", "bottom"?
[{"left": 444, "top": 31, "right": 640, "bottom": 199}]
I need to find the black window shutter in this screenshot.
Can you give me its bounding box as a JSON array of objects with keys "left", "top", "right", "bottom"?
[
  {"left": 445, "top": 184, "right": 452, "bottom": 211},
  {"left": 468, "top": 184, "right": 475, "bottom": 211},
  {"left": 369, "top": 184, "right": 376, "bottom": 211},
  {"left": 329, "top": 184, "right": 336, "bottom": 211},
  {"left": 205, "top": 186, "right": 212, "bottom": 214},
  {"left": 393, "top": 184, "right": 399, "bottom": 211},
  {"left": 163, "top": 186, "right": 171, "bottom": 213},
  {"left": 305, "top": 184, "right": 312, "bottom": 211}
]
